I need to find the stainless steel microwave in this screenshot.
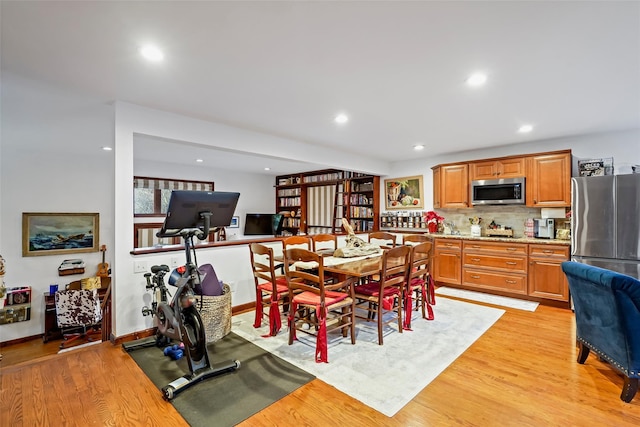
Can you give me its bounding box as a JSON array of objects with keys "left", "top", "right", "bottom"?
[{"left": 471, "top": 177, "right": 525, "bottom": 205}]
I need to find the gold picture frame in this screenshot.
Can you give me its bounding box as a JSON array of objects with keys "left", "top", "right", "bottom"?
[
  {"left": 22, "top": 212, "right": 100, "bottom": 257},
  {"left": 384, "top": 175, "right": 424, "bottom": 210}
]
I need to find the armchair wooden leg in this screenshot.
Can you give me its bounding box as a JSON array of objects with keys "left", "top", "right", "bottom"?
[
  {"left": 577, "top": 341, "right": 590, "bottom": 364},
  {"left": 621, "top": 377, "right": 638, "bottom": 403}
]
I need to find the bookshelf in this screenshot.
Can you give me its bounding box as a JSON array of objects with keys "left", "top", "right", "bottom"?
[{"left": 275, "top": 170, "right": 380, "bottom": 235}]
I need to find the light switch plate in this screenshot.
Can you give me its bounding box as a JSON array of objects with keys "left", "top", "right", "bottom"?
[{"left": 134, "top": 261, "right": 147, "bottom": 273}]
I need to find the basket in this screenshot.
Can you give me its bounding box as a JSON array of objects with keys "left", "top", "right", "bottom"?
[{"left": 195, "top": 283, "right": 232, "bottom": 343}]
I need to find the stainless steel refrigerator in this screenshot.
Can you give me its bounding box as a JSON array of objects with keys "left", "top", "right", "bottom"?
[{"left": 571, "top": 174, "right": 640, "bottom": 279}]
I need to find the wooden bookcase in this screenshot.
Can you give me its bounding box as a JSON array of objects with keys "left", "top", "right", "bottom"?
[{"left": 275, "top": 170, "right": 380, "bottom": 235}]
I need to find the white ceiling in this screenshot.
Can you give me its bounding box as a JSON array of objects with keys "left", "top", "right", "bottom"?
[{"left": 2, "top": 1, "right": 639, "bottom": 175}]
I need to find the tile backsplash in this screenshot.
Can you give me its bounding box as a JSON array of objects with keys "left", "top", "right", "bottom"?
[{"left": 433, "top": 206, "right": 564, "bottom": 238}]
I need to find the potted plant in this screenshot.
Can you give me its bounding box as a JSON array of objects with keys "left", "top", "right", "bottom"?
[{"left": 424, "top": 211, "right": 444, "bottom": 233}]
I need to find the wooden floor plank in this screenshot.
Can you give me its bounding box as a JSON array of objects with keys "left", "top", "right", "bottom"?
[{"left": 1, "top": 302, "right": 639, "bottom": 426}]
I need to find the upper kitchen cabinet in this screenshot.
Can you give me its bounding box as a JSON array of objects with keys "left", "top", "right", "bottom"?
[
  {"left": 526, "top": 151, "right": 572, "bottom": 207},
  {"left": 432, "top": 163, "right": 469, "bottom": 208},
  {"left": 470, "top": 157, "right": 526, "bottom": 181}
]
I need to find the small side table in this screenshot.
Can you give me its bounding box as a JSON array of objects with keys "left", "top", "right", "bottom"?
[{"left": 43, "top": 292, "right": 62, "bottom": 342}]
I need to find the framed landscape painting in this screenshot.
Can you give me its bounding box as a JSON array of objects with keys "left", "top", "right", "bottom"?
[
  {"left": 22, "top": 212, "right": 99, "bottom": 257},
  {"left": 384, "top": 175, "right": 424, "bottom": 209}
]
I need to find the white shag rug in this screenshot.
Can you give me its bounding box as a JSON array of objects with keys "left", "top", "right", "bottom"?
[
  {"left": 232, "top": 297, "right": 504, "bottom": 417},
  {"left": 435, "top": 286, "right": 539, "bottom": 311}
]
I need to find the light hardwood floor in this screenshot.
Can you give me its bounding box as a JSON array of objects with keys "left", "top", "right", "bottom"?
[{"left": 1, "top": 299, "right": 639, "bottom": 426}]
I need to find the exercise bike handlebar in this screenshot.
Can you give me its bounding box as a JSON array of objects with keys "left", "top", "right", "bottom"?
[{"left": 156, "top": 212, "right": 217, "bottom": 241}]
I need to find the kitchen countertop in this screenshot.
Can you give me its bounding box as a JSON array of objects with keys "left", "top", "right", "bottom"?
[
  {"left": 428, "top": 233, "right": 571, "bottom": 245},
  {"left": 379, "top": 227, "right": 571, "bottom": 245}
]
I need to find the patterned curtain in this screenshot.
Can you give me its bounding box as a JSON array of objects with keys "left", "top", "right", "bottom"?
[{"left": 307, "top": 185, "right": 336, "bottom": 233}]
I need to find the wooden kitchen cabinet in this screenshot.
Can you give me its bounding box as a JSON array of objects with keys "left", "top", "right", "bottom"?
[
  {"left": 462, "top": 241, "right": 528, "bottom": 295},
  {"left": 433, "top": 238, "right": 462, "bottom": 285},
  {"left": 528, "top": 244, "right": 570, "bottom": 301},
  {"left": 432, "top": 163, "right": 469, "bottom": 208},
  {"left": 526, "top": 152, "right": 571, "bottom": 207},
  {"left": 470, "top": 157, "right": 526, "bottom": 181}
]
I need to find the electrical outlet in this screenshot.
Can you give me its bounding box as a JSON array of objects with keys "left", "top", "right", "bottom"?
[
  {"left": 134, "top": 261, "right": 147, "bottom": 273},
  {"left": 170, "top": 257, "right": 180, "bottom": 268}
]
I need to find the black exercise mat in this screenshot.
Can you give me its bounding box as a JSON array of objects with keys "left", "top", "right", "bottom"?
[{"left": 128, "top": 332, "right": 315, "bottom": 426}]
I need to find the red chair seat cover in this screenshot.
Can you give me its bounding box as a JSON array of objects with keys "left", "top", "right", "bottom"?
[
  {"left": 355, "top": 281, "right": 400, "bottom": 298},
  {"left": 289, "top": 290, "right": 349, "bottom": 363},
  {"left": 254, "top": 277, "right": 289, "bottom": 335}
]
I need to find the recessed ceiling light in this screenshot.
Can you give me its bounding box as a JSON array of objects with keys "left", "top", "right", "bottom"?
[
  {"left": 413, "top": 144, "right": 425, "bottom": 151},
  {"left": 140, "top": 45, "right": 164, "bottom": 62},
  {"left": 102, "top": 146, "right": 112, "bottom": 151},
  {"left": 264, "top": 167, "right": 271, "bottom": 171},
  {"left": 518, "top": 124, "right": 534, "bottom": 133},
  {"left": 466, "top": 72, "right": 487, "bottom": 87},
  {"left": 195, "top": 158, "right": 204, "bottom": 163},
  {"left": 334, "top": 113, "right": 349, "bottom": 124}
]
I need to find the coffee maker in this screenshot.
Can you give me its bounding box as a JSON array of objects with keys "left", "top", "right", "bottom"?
[{"left": 534, "top": 218, "right": 555, "bottom": 239}]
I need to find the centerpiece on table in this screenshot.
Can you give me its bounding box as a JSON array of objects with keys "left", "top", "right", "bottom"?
[{"left": 425, "top": 211, "right": 444, "bottom": 233}]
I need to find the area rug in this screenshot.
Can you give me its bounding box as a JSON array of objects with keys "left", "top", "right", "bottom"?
[
  {"left": 128, "top": 332, "right": 315, "bottom": 427},
  {"left": 435, "top": 286, "right": 539, "bottom": 311},
  {"left": 233, "top": 297, "right": 504, "bottom": 417}
]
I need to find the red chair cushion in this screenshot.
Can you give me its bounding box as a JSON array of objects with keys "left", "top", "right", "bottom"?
[
  {"left": 257, "top": 278, "right": 288, "bottom": 295},
  {"left": 409, "top": 277, "right": 425, "bottom": 288},
  {"left": 355, "top": 281, "right": 400, "bottom": 298},
  {"left": 293, "top": 290, "right": 348, "bottom": 306}
]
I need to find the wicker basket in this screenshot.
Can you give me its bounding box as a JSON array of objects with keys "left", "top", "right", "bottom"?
[{"left": 195, "top": 283, "right": 232, "bottom": 343}]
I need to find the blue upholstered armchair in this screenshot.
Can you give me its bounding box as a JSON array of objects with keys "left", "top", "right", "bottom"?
[{"left": 561, "top": 262, "right": 640, "bottom": 402}]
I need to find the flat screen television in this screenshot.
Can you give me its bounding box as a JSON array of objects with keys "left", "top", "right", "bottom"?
[
  {"left": 244, "top": 213, "right": 284, "bottom": 236},
  {"left": 160, "top": 190, "right": 240, "bottom": 234}
]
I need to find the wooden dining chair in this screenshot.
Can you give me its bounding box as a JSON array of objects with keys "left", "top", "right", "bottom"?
[
  {"left": 402, "top": 234, "right": 430, "bottom": 245},
  {"left": 284, "top": 248, "right": 357, "bottom": 363},
  {"left": 405, "top": 241, "right": 435, "bottom": 328},
  {"left": 282, "top": 235, "right": 312, "bottom": 251},
  {"left": 368, "top": 232, "right": 397, "bottom": 249},
  {"left": 311, "top": 234, "right": 337, "bottom": 252},
  {"left": 354, "top": 245, "right": 411, "bottom": 345},
  {"left": 249, "top": 243, "right": 290, "bottom": 337}
]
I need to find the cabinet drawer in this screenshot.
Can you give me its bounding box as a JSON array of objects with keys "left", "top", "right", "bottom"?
[
  {"left": 463, "top": 253, "right": 527, "bottom": 273},
  {"left": 463, "top": 269, "right": 527, "bottom": 294},
  {"left": 435, "top": 238, "right": 462, "bottom": 251},
  {"left": 528, "top": 244, "right": 569, "bottom": 259},
  {"left": 464, "top": 241, "right": 527, "bottom": 255}
]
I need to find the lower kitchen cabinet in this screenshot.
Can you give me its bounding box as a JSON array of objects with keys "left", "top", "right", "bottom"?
[
  {"left": 528, "top": 244, "right": 570, "bottom": 301},
  {"left": 432, "top": 237, "right": 570, "bottom": 305},
  {"left": 433, "top": 238, "right": 462, "bottom": 285},
  {"left": 463, "top": 241, "right": 528, "bottom": 295}
]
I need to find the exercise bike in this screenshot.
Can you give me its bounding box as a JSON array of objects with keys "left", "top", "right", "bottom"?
[
  {"left": 122, "top": 264, "right": 173, "bottom": 351},
  {"left": 123, "top": 190, "right": 242, "bottom": 400}
]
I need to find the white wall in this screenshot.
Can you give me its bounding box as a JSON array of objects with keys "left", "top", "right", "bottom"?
[{"left": 0, "top": 74, "right": 115, "bottom": 341}]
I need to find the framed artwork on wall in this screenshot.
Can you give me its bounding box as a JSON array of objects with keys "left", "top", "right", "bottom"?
[
  {"left": 22, "top": 212, "right": 100, "bottom": 257},
  {"left": 384, "top": 175, "right": 424, "bottom": 210},
  {"left": 229, "top": 216, "right": 240, "bottom": 228}
]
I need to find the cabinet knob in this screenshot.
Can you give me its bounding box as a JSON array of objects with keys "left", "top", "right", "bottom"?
[
  {"left": 472, "top": 258, "right": 481, "bottom": 262},
  {"left": 471, "top": 274, "right": 480, "bottom": 279},
  {"left": 505, "top": 279, "right": 517, "bottom": 284}
]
